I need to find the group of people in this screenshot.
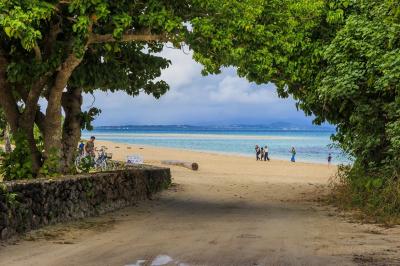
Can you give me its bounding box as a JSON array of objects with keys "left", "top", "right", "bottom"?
[
  {"left": 255, "top": 145, "right": 333, "bottom": 164},
  {"left": 254, "top": 145, "right": 270, "bottom": 161}
]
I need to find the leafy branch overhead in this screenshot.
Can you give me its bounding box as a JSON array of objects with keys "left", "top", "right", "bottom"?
[
  {"left": 0, "top": 0, "right": 262, "bottom": 175},
  {"left": 0, "top": 0, "right": 399, "bottom": 190}
]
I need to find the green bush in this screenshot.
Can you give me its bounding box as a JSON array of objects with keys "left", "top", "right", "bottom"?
[
  {"left": 330, "top": 164, "right": 400, "bottom": 225},
  {"left": 39, "top": 148, "right": 60, "bottom": 177},
  {"left": 0, "top": 133, "right": 34, "bottom": 180},
  {"left": 77, "top": 156, "right": 94, "bottom": 173}
]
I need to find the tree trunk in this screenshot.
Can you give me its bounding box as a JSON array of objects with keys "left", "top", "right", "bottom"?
[
  {"left": 0, "top": 49, "right": 43, "bottom": 175},
  {"left": 43, "top": 94, "right": 63, "bottom": 164},
  {"left": 43, "top": 52, "right": 84, "bottom": 171},
  {"left": 0, "top": 50, "right": 19, "bottom": 133},
  {"left": 61, "top": 86, "right": 83, "bottom": 174},
  {"left": 4, "top": 124, "right": 11, "bottom": 153},
  {"left": 24, "top": 129, "right": 42, "bottom": 175},
  {"left": 161, "top": 160, "right": 199, "bottom": 170},
  {"left": 19, "top": 117, "right": 43, "bottom": 175}
]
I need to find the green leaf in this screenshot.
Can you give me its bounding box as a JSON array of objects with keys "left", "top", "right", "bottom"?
[{"left": 4, "top": 27, "right": 13, "bottom": 37}]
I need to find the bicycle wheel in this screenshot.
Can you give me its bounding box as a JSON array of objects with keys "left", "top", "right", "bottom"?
[
  {"left": 100, "top": 160, "right": 107, "bottom": 171},
  {"left": 74, "top": 156, "right": 82, "bottom": 173}
]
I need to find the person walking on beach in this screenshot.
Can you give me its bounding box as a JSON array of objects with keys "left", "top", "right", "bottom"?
[
  {"left": 260, "top": 147, "right": 265, "bottom": 160},
  {"left": 328, "top": 153, "right": 332, "bottom": 166},
  {"left": 264, "top": 145, "right": 270, "bottom": 161},
  {"left": 291, "top": 146, "right": 296, "bottom": 162},
  {"left": 255, "top": 145, "right": 260, "bottom": 160}
]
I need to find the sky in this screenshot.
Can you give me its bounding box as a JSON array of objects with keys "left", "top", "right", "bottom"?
[{"left": 82, "top": 47, "right": 316, "bottom": 127}]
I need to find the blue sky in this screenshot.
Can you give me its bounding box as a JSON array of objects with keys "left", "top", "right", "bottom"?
[{"left": 83, "top": 47, "right": 316, "bottom": 127}]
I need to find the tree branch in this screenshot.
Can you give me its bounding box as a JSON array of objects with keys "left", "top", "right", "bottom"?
[
  {"left": 89, "top": 33, "right": 167, "bottom": 44},
  {"left": 33, "top": 44, "right": 42, "bottom": 61},
  {"left": 0, "top": 50, "right": 21, "bottom": 132},
  {"left": 23, "top": 73, "right": 51, "bottom": 122},
  {"left": 35, "top": 110, "right": 46, "bottom": 134},
  {"left": 44, "top": 20, "right": 62, "bottom": 57}
]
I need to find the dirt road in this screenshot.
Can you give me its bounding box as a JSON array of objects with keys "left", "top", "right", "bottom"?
[{"left": 0, "top": 144, "right": 399, "bottom": 265}]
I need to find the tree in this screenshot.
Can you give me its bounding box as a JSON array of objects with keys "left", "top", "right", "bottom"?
[
  {"left": 189, "top": 0, "right": 400, "bottom": 215},
  {"left": 2, "top": 0, "right": 398, "bottom": 185},
  {"left": 191, "top": 0, "right": 399, "bottom": 170},
  {"left": 0, "top": 0, "right": 179, "bottom": 174},
  {"left": 0, "top": 0, "right": 262, "bottom": 175}
]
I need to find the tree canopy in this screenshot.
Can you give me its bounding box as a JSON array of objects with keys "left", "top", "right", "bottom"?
[
  {"left": 0, "top": 0, "right": 399, "bottom": 190},
  {"left": 190, "top": 0, "right": 400, "bottom": 176},
  {"left": 194, "top": 0, "right": 400, "bottom": 216},
  {"left": 0, "top": 0, "right": 263, "bottom": 175}
]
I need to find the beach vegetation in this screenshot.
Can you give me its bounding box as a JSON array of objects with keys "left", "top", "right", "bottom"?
[
  {"left": 189, "top": 0, "right": 400, "bottom": 218},
  {"left": 0, "top": 0, "right": 258, "bottom": 176},
  {"left": 0, "top": 0, "right": 399, "bottom": 219},
  {"left": 330, "top": 165, "right": 400, "bottom": 225},
  {"left": 0, "top": 132, "right": 34, "bottom": 180}
]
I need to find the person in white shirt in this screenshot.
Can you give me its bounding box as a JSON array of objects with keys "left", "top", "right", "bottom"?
[{"left": 264, "top": 145, "right": 270, "bottom": 161}]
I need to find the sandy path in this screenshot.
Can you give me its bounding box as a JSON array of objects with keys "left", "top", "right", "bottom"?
[{"left": 1, "top": 141, "right": 400, "bottom": 266}]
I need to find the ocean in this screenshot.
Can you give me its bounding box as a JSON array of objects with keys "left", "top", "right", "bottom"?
[{"left": 82, "top": 125, "right": 350, "bottom": 164}]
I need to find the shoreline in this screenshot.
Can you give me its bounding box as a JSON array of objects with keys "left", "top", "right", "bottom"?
[
  {"left": 94, "top": 139, "right": 342, "bottom": 167},
  {"left": 93, "top": 139, "right": 344, "bottom": 166}
]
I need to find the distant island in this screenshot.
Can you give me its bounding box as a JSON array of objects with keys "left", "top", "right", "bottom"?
[{"left": 94, "top": 122, "right": 335, "bottom": 132}]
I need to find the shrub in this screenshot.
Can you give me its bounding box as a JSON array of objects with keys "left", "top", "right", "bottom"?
[
  {"left": 77, "top": 156, "right": 94, "bottom": 173},
  {"left": 330, "top": 164, "right": 400, "bottom": 225},
  {"left": 0, "top": 133, "right": 34, "bottom": 180}
]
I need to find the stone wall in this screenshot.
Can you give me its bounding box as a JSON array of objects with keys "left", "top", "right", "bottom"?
[{"left": 0, "top": 165, "right": 171, "bottom": 240}]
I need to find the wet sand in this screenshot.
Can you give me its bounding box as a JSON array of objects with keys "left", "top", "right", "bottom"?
[{"left": 0, "top": 140, "right": 399, "bottom": 265}]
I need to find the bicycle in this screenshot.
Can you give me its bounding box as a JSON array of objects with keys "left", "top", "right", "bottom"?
[
  {"left": 75, "top": 146, "right": 114, "bottom": 172},
  {"left": 94, "top": 146, "right": 114, "bottom": 171}
]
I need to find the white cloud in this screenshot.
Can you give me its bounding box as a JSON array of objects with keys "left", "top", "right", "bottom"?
[
  {"left": 156, "top": 46, "right": 202, "bottom": 89},
  {"left": 209, "top": 76, "right": 279, "bottom": 104},
  {"left": 82, "top": 46, "right": 313, "bottom": 126}
]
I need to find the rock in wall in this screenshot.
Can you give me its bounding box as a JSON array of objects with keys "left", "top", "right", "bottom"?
[{"left": 0, "top": 166, "right": 171, "bottom": 240}]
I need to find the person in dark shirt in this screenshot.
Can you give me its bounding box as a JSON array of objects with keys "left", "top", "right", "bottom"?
[
  {"left": 328, "top": 153, "right": 332, "bottom": 165},
  {"left": 260, "top": 147, "right": 265, "bottom": 160},
  {"left": 255, "top": 145, "right": 260, "bottom": 160},
  {"left": 85, "top": 136, "right": 96, "bottom": 157}
]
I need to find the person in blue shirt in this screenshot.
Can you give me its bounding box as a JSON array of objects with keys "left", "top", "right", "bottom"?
[
  {"left": 78, "top": 141, "right": 85, "bottom": 155},
  {"left": 291, "top": 147, "right": 296, "bottom": 162}
]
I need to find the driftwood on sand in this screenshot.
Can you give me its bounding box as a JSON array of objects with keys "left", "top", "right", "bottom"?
[{"left": 161, "top": 160, "right": 199, "bottom": 171}]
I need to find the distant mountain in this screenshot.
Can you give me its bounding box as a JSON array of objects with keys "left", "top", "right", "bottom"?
[{"left": 94, "top": 122, "right": 334, "bottom": 131}]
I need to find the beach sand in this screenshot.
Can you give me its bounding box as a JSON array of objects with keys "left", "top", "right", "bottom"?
[{"left": 1, "top": 140, "right": 400, "bottom": 265}]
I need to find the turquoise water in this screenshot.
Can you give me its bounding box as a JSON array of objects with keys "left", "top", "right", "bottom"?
[{"left": 82, "top": 125, "right": 350, "bottom": 164}]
